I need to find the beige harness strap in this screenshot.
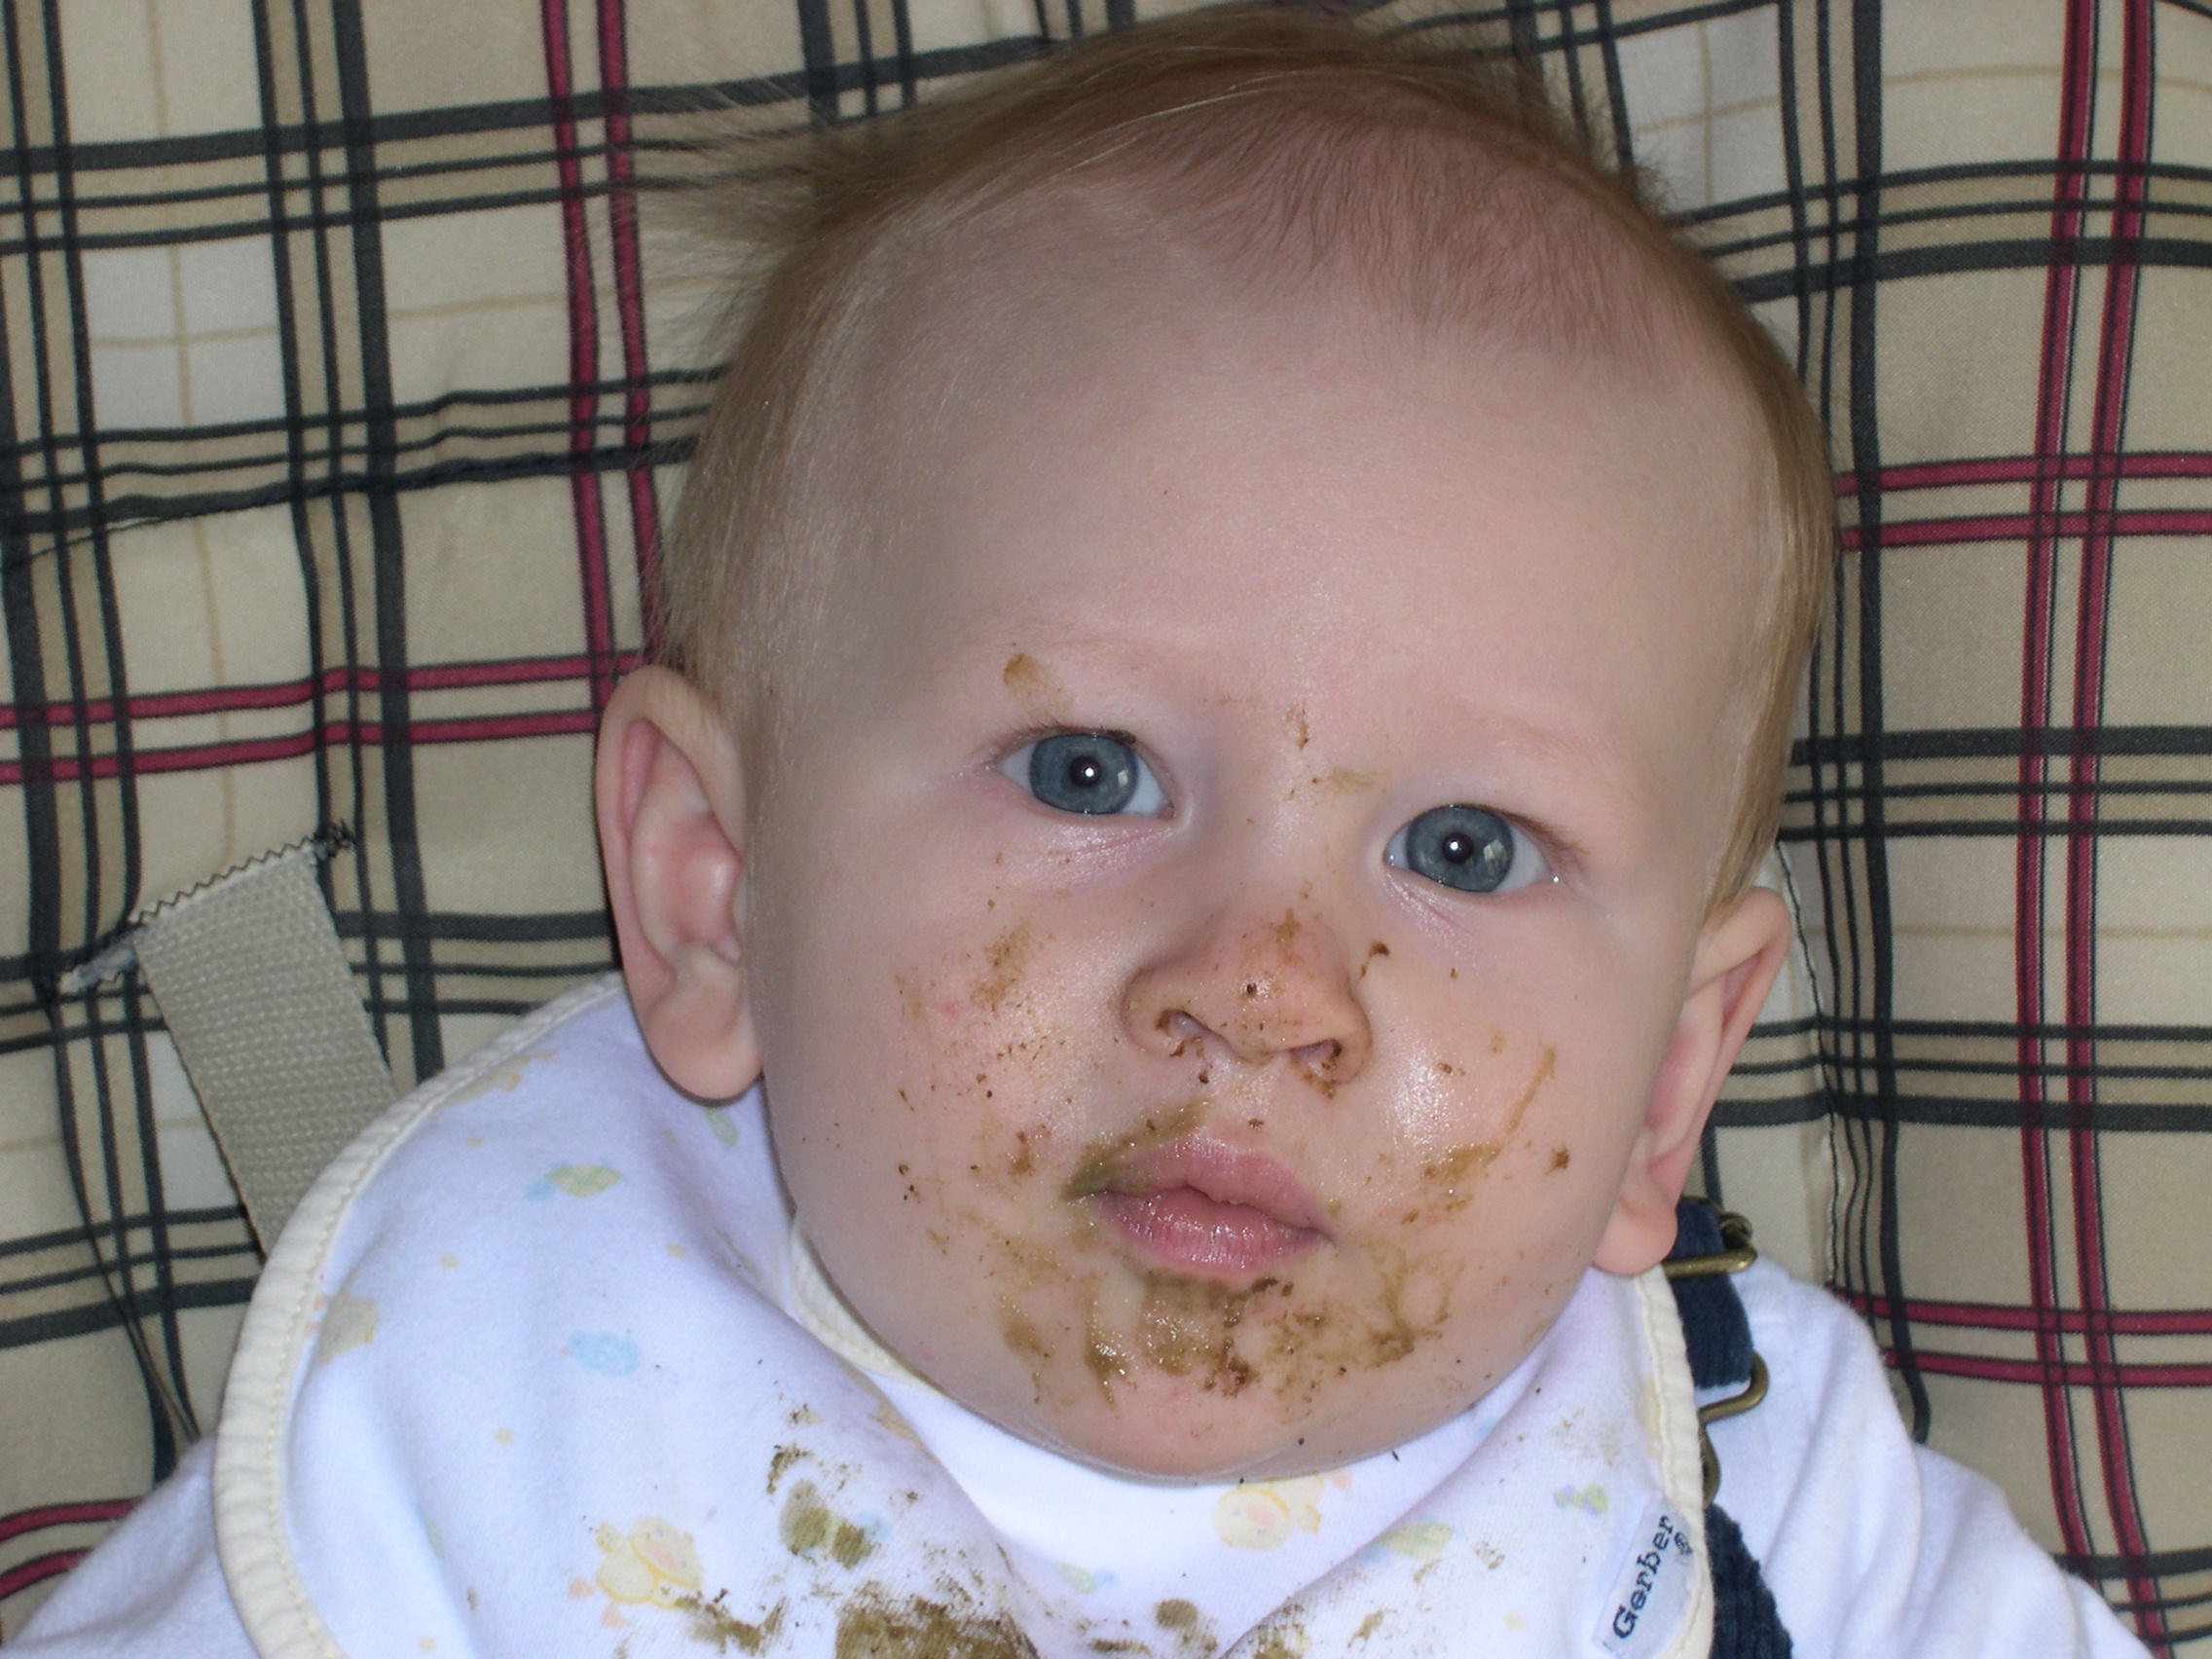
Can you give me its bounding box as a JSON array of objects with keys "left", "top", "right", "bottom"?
[{"left": 70, "top": 839, "right": 399, "bottom": 1250}]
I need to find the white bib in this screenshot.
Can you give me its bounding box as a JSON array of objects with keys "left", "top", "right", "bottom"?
[{"left": 213, "top": 978, "right": 1713, "bottom": 1659}]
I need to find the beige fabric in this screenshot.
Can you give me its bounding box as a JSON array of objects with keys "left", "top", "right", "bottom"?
[{"left": 122, "top": 846, "right": 397, "bottom": 1251}]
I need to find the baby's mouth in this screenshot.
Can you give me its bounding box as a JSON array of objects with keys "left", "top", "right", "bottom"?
[{"left": 1073, "top": 1136, "right": 1327, "bottom": 1281}]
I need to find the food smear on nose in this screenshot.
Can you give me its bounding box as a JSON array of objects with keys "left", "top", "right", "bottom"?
[{"left": 1073, "top": 1135, "right": 1327, "bottom": 1280}]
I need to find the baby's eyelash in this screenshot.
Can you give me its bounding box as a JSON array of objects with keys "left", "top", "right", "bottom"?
[
  {"left": 1386, "top": 805, "right": 1553, "bottom": 895},
  {"left": 995, "top": 722, "right": 1139, "bottom": 756},
  {"left": 997, "top": 729, "right": 1169, "bottom": 819},
  {"left": 1496, "top": 809, "right": 1586, "bottom": 884}
]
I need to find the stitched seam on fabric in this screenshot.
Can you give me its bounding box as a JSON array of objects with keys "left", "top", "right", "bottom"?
[
  {"left": 538, "top": 0, "right": 619, "bottom": 721},
  {"left": 55, "top": 830, "right": 348, "bottom": 995},
  {"left": 2016, "top": 0, "right": 2103, "bottom": 1577},
  {"left": 213, "top": 976, "right": 622, "bottom": 1659},
  {"left": 787, "top": 1222, "right": 928, "bottom": 1387},
  {"left": 1775, "top": 848, "right": 1843, "bottom": 1286},
  {"left": 2069, "top": 0, "right": 2165, "bottom": 1633},
  {"left": 1632, "top": 1268, "right": 1714, "bottom": 1659}
]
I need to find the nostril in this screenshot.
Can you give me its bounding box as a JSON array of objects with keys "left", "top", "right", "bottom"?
[
  {"left": 1155, "top": 1009, "right": 1209, "bottom": 1058},
  {"left": 1296, "top": 1038, "right": 1345, "bottom": 1072}
]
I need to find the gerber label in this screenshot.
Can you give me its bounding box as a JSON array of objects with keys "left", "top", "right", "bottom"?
[{"left": 1593, "top": 1498, "right": 1696, "bottom": 1657}]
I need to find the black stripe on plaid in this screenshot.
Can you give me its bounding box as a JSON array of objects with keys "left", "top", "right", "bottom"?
[{"left": 0, "top": 2, "right": 2205, "bottom": 1647}]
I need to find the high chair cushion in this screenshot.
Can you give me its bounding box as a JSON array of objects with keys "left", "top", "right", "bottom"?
[{"left": 0, "top": 3, "right": 2201, "bottom": 1648}]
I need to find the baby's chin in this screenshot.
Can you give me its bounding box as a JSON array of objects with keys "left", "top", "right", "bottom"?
[{"left": 966, "top": 1359, "right": 1467, "bottom": 1484}]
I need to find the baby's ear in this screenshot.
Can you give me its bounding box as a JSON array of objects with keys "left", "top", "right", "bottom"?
[
  {"left": 595, "top": 666, "right": 761, "bottom": 1099},
  {"left": 1592, "top": 884, "right": 1793, "bottom": 1275}
]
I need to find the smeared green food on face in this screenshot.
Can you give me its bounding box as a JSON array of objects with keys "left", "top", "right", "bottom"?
[{"left": 1061, "top": 1099, "right": 1206, "bottom": 1199}]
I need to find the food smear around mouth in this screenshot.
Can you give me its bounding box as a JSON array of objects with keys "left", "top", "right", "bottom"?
[
  {"left": 1069, "top": 1133, "right": 1327, "bottom": 1280},
  {"left": 955, "top": 1052, "right": 1528, "bottom": 1445},
  {"left": 985, "top": 1206, "right": 1459, "bottom": 1425},
  {"left": 1061, "top": 1101, "right": 1207, "bottom": 1199}
]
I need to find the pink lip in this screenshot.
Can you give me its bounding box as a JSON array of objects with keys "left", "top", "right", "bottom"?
[{"left": 1084, "top": 1137, "right": 1327, "bottom": 1280}]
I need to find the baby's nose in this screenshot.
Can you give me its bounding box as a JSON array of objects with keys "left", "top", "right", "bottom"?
[{"left": 1121, "top": 911, "right": 1372, "bottom": 1088}]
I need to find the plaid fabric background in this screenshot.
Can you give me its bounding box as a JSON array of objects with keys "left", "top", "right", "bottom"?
[
  {"left": 0, "top": 1, "right": 2203, "bottom": 1650},
  {"left": 1756, "top": 5, "right": 2212, "bottom": 1651}
]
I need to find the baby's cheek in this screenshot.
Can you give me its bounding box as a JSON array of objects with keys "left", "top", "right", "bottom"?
[
  {"left": 1356, "top": 1043, "right": 1586, "bottom": 1323},
  {"left": 879, "top": 940, "right": 1091, "bottom": 1215},
  {"left": 1361, "top": 1039, "right": 1560, "bottom": 1219}
]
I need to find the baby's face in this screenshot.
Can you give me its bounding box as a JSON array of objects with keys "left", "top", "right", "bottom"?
[{"left": 740, "top": 289, "right": 1767, "bottom": 1479}]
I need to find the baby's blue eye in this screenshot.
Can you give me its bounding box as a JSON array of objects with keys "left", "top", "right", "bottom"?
[
  {"left": 1385, "top": 804, "right": 1550, "bottom": 894},
  {"left": 1000, "top": 732, "right": 1168, "bottom": 817}
]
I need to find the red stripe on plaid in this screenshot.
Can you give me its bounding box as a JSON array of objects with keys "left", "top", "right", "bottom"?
[
  {"left": 542, "top": 0, "right": 621, "bottom": 718},
  {"left": 2017, "top": 0, "right": 2099, "bottom": 1574},
  {"left": 1838, "top": 507, "right": 2212, "bottom": 549},
  {"left": 1848, "top": 1291, "right": 2212, "bottom": 1337},
  {"left": 0, "top": 711, "right": 598, "bottom": 786},
  {"left": 0, "top": 1549, "right": 90, "bottom": 1605},
  {"left": 1894, "top": 1352, "right": 2212, "bottom": 1389},
  {"left": 2070, "top": 5, "right": 2163, "bottom": 1641},
  {"left": 0, "top": 652, "right": 645, "bottom": 732},
  {"left": 0, "top": 1500, "right": 133, "bottom": 1548},
  {"left": 597, "top": 0, "right": 662, "bottom": 646},
  {"left": 1838, "top": 451, "right": 2212, "bottom": 495}
]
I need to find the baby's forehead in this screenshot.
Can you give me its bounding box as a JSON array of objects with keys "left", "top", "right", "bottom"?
[
  {"left": 849, "top": 197, "right": 1751, "bottom": 506},
  {"left": 788, "top": 164, "right": 1781, "bottom": 725},
  {"left": 858, "top": 280, "right": 1763, "bottom": 660},
  {"left": 871, "top": 214, "right": 1762, "bottom": 516},
  {"left": 859, "top": 158, "right": 1716, "bottom": 401}
]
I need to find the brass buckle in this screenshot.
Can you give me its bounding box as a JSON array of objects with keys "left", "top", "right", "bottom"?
[
  {"left": 1662, "top": 1207, "right": 1767, "bottom": 1503},
  {"left": 1658, "top": 1206, "right": 1756, "bottom": 1280}
]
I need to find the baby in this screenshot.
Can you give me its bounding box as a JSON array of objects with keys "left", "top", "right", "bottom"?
[{"left": 19, "top": 9, "right": 2149, "bottom": 1659}]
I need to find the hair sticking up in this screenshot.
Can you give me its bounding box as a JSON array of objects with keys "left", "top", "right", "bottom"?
[{"left": 653, "top": 4, "right": 1832, "bottom": 903}]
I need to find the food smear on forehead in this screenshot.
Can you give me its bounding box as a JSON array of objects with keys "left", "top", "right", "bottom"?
[{"left": 1000, "top": 650, "right": 1070, "bottom": 723}]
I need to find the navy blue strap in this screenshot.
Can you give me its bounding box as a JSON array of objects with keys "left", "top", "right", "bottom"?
[
  {"left": 1704, "top": 1506, "right": 1794, "bottom": 1659},
  {"left": 1667, "top": 1200, "right": 1794, "bottom": 1659},
  {"left": 1668, "top": 1200, "right": 1756, "bottom": 1389}
]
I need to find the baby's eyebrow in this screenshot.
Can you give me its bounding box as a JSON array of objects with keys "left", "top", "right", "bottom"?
[
  {"left": 960, "top": 622, "right": 1659, "bottom": 837},
  {"left": 1423, "top": 707, "right": 1656, "bottom": 851},
  {"left": 1479, "top": 714, "right": 1642, "bottom": 793}
]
